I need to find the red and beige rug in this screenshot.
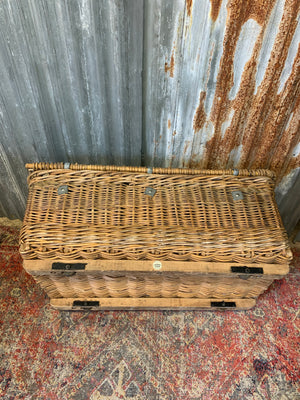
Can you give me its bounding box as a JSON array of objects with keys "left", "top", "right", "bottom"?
[{"left": 0, "top": 220, "right": 299, "bottom": 399}]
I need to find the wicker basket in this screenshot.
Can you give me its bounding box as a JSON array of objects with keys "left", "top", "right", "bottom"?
[{"left": 20, "top": 163, "right": 292, "bottom": 310}]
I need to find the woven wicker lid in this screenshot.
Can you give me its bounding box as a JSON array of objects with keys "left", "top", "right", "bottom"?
[{"left": 20, "top": 165, "right": 292, "bottom": 263}]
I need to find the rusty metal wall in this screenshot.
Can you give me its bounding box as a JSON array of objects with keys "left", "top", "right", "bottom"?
[{"left": 0, "top": 0, "right": 299, "bottom": 233}]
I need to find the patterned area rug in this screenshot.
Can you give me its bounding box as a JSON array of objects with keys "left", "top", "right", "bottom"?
[{"left": 0, "top": 221, "right": 299, "bottom": 400}]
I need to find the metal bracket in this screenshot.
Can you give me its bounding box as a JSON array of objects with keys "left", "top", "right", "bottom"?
[
  {"left": 144, "top": 187, "right": 156, "bottom": 197},
  {"left": 52, "top": 262, "right": 86, "bottom": 271},
  {"left": 72, "top": 300, "right": 100, "bottom": 309},
  {"left": 231, "top": 266, "right": 263, "bottom": 274},
  {"left": 57, "top": 185, "right": 68, "bottom": 195},
  {"left": 211, "top": 301, "right": 236, "bottom": 308},
  {"left": 232, "top": 190, "right": 243, "bottom": 201}
]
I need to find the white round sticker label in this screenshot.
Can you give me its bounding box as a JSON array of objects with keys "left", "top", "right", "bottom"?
[{"left": 153, "top": 261, "right": 162, "bottom": 271}]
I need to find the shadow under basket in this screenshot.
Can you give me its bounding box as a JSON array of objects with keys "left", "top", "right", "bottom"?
[{"left": 20, "top": 163, "right": 292, "bottom": 311}]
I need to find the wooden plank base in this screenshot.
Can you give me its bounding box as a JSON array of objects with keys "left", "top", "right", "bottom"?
[
  {"left": 50, "top": 297, "right": 256, "bottom": 311},
  {"left": 24, "top": 259, "right": 290, "bottom": 275}
]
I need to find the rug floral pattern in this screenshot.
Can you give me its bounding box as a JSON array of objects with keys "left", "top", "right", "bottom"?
[{"left": 0, "top": 223, "right": 299, "bottom": 399}]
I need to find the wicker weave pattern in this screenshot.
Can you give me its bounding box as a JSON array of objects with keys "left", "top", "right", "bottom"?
[
  {"left": 25, "top": 163, "right": 276, "bottom": 178},
  {"left": 20, "top": 168, "right": 291, "bottom": 263},
  {"left": 32, "top": 272, "right": 275, "bottom": 299}
]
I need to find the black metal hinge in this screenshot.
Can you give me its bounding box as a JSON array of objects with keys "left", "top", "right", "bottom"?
[
  {"left": 51, "top": 262, "right": 86, "bottom": 271},
  {"left": 72, "top": 300, "right": 100, "bottom": 309},
  {"left": 231, "top": 266, "right": 263, "bottom": 274},
  {"left": 211, "top": 301, "right": 236, "bottom": 308}
]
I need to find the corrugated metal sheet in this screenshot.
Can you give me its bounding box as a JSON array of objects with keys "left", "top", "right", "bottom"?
[
  {"left": 0, "top": 0, "right": 299, "bottom": 232},
  {"left": 0, "top": 0, "right": 143, "bottom": 217}
]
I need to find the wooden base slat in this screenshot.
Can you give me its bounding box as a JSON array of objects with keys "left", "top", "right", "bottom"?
[
  {"left": 50, "top": 297, "right": 256, "bottom": 311},
  {"left": 23, "top": 259, "right": 290, "bottom": 276}
]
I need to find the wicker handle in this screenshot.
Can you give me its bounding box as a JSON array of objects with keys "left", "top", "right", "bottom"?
[{"left": 25, "top": 163, "right": 275, "bottom": 179}]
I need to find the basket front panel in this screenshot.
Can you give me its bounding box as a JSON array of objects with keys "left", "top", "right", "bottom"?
[{"left": 32, "top": 271, "right": 275, "bottom": 300}]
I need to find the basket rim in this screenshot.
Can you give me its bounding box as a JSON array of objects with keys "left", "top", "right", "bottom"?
[{"left": 25, "top": 163, "right": 276, "bottom": 179}]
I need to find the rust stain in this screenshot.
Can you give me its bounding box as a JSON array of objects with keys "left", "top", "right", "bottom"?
[
  {"left": 168, "top": 119, "right": 171, "bottom": 129},
  {"left": 240, "top": 0, "right": 300, "bottom": 176},
  {"left": 183, "top": 141, "right": 191, "bottom": 155},
  {"left": 252, "top": 45, "right": 300, "bottom": 174},
  {"left": 165, "top": 51, "right": 175, "bottom": 78},
  {"left": 186, "top": 153, "right": 199, "bottom": 169},
  {"left": 269, "top": 87, "right": 300, "bottom": 181},
  {"left": 210, "top": 0, "right": 222, "bottom": 22},
  {"left": 186, "top": 0, "right": 193, "bottom": 17},
  {"left": 205, "top": 0, "right": 276, "bottom": 168},
  {"left": 248, "top": 0, "right": 277, "bottom": 25},
  {"left": 202, "top": 0, "right": 300, "bottom": 182},
  {"left": 173, "top": 130, "right": 177, "bottom": 136},
  {"left": 193, "top": 92, "right": 207, "bottom": 132},
  {"left": 209, "top": 38, "right": 262, "bottom": 168}
]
